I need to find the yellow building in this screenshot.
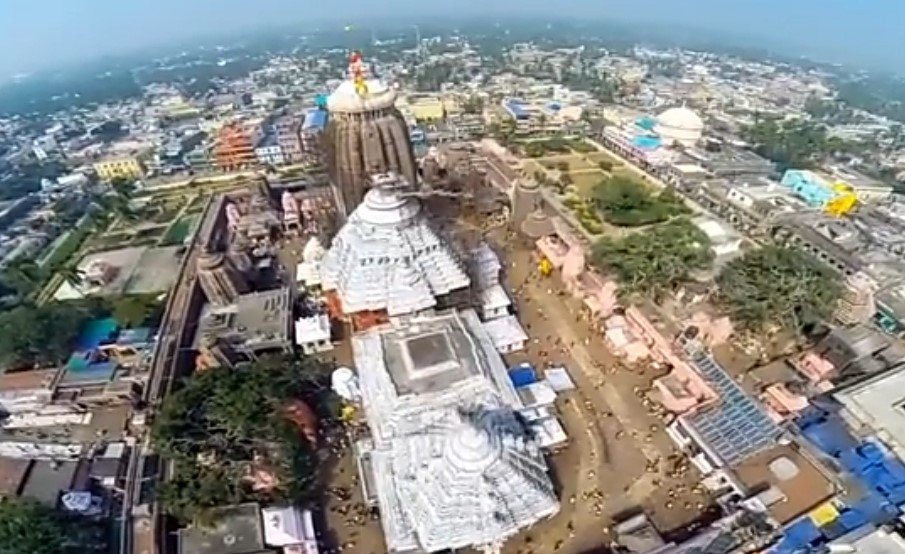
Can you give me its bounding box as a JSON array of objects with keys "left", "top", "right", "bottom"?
[
  {"left": 93, "top": 156, "right": 145, "bottom": 182},
  {"left": 408, "top": 96, "right": 446, "bottom": 121}
]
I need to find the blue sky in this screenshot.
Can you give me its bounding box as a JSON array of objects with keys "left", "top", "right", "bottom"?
[{"left": 0, "top": 0, "right": 903, "bottom": 76}]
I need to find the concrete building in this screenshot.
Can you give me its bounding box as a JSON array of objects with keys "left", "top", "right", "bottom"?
[
  {"left": 196, "top": 251, "right": 250, "bottom": 306},
  {"left": 195, "top": 287, "right": 294, "bottom": 363},
  {"left": 93, "top": 155, "right": 145, "bottom": 182},
  {"left": 274, "top": 115, "right": 303, "bottom": 163},
  {"left": 353, "top": 309, "right": 559, "bottom": 553},
  {"left": 835, "top": 367, "right": 905, "bottom": 462},
  {"left": 300, "top": 108, "right": 328, "bottom": 155},
  {"left": 295, "top": 313, "right": 333, "bottom": 355},
  {"left": 325, "top": 54, "right": 418, "bottom": 216},
  {"left": 254, "top": 134, "right": 285, "bottom": 166},
  {"left": 214, "top": 122, "right": 259, "bottom": 171}
]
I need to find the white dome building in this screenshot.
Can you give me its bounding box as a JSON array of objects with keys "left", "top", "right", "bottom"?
[{"left": 655, "top": 106, "right": 704, "bottom": 148}]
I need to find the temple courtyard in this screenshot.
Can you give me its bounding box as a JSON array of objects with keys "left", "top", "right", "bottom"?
[{"left": 313, "top": 234, "right": 713, "bottom": 554}]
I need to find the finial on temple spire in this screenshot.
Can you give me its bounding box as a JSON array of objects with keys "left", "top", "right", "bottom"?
[{"left": 348, "top": 51, "right": 369, "bottom": 96}]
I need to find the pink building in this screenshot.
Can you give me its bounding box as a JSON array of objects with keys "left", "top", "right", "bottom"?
[
  {"left": 792, "top": 352, "right": 836, "bottom": 392},
  {"left": 760, "top": 383, "right": 810, "bottom": 423}
]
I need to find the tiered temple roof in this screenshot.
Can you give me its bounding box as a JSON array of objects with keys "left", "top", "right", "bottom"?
[
  {"left": 353, "top": 309, "right": 558, "bottom": 552},
  {"left": 320, "top": 183, "right": 470, "bottom": 316}
]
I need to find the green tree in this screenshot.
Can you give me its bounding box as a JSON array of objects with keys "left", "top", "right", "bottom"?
[
  {"left": 593, "top": 176, "right": 688, "bottom": 226},
  {"left": 151, "top": 355, "right": 335, "bottom": 524},
  {"left": 109, "top": 178, "right": 135, "bottom": 199},
  {"left": 0, "top": 303, "right": 91, "bottom": 368},
  {"left": 0, "top": 497, "right": 106, "bottom": 554},
  {"left": 2, "top": 261, "right": 43, "bottom": 296},
  {"left": 715, "top": 245, "right": 842, "bottom": 334},
  {"left": 741, "top": 118, "right": 859, "bottom": 172},
  {"left": 111, "top": 294, "right": 160, "bottom": 328},
  {"left": 590, "top": 218, "right": 713, "bottom": 300},
  {"left": 462, "top": 95, "right": 484, "bottom": 115}
]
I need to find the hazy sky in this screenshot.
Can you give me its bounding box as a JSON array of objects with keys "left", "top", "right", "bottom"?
[{"left": 1, "top": 0, "right": 904, "bottom": 76}]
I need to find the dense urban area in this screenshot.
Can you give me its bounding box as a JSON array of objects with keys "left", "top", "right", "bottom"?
[{"left": 5, "top": 17, "right": 905, "bottom": 554}]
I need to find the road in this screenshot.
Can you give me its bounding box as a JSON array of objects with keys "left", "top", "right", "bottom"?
[{"left": 496, "top": 242, "right": 709, "bottom": 554}]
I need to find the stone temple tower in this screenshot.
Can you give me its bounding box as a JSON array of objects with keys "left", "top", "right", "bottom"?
[
  {"left": 510, "top": 177, "right": 541, "bottom": 233},
  {"left": 325, "top": 52, "right": 418, "bottom": 217}
]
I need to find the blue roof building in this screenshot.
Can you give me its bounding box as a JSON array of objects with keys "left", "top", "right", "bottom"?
[
  {"left": 770, "top": 410, "right": 905, "bottom": 553},
  {"left": 302, "top": 109, "right": 329, "bottom": 133},
  {"left": 781, "top": 170, "right": 835, "bottom": 208},
  {"left": 502, "top": 98, "right": 531, "bottom": 120}
]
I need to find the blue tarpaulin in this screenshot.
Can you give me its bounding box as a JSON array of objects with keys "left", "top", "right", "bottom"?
[
  {"left": 773, "top": 517, "right": 821, "bottom": 553},
  {"left": 778, "top": 411, "right": 905, "bottom": 553},
  {"left": 508, "top": 364, "right": 537, "bottom": 388}
]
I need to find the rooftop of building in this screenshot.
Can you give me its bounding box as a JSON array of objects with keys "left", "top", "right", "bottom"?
[
  {"left": 353, "top": 309, "right": 558, "bottom": 551},
  {"left": 834, "top": 366, "right": 905, "bottom": 459},
  {"left": 320, "top": 178, "right": 471, "bottom": 316},
  {"left": 196, "top": 287, "right": 293, "bottom": 350},
  {"left": 0, "top": 368, "right": 60, "bottom": 393},
  {"left": 681, "top": 352, "right": 783, "bottom": 466},
  {"left": 733, "top": 443, "right": 835, "bottom": 524},
  {"left": 21, "top": 458, "right": 86, "bottom": 507},
  {"left": 178, "top": 503, "right": 271, "bottom": 554},
  {"left": 827, "top": 526, "right": 905, "bottom": 553},
  {"left": 371, "top": 310, "right": 509, "bottom": 398}
]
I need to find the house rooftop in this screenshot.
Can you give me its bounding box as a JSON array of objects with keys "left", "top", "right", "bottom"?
[
  {"left": 733, "top": 443, "right": 835, "bottom": 524},
  {"left": 178, "top": 503, "right": 270, "bottom": 554}
]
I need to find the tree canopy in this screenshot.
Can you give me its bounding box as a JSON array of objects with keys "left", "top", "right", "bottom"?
[
  {"left": 592, "top": 176, "right": 688, "bottom": 227},
  {"left": 590, "top": 218, "right": 713, "bottom": 299},
  {"left": 152, "top": 355, "right": 336, "bottom": 524},
  {"left": 110, "top": 294, "right": 161, "bottom": 328},
  {"left": 715, "top": 245, "right": 842, "bottom": 333},
  {"left": 0, "top": 497, "right": 106, "bottom": 554},
  {"left": 742, "top": 119, "right": 853, "bottom": 172},
  {"left": 0, "top": 303, "right": 91, "bottom": 368}
]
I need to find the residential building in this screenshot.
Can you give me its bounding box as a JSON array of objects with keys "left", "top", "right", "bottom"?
[
  {"left": 254, "top": 134, "right": 284, "bottom": 166},
  {"left": 213, "top": 123, "right": 259, "bottom": 171},
  {"left": 93, "top": 155, "right": 145, "bottom": 182},
  {"left": 274, "top": 115, "right": 303, "bottom": 163},
  {"left": 300, "top": 108, "right": 328, "bottom": 155}
]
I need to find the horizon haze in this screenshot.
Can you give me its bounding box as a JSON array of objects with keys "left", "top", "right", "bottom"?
[{"left": 1, "top": 0, "right": 903, "bottom": 78}]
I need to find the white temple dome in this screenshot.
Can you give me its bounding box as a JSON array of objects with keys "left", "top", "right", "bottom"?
[
  {"left": 320, "top": 186, "right": 470, "bottom": 316},
  {"left": 327, "top": 79, "right": 397, "bottom": 113},
  {"left": 655, "top": 106, "right": 704, "bottom": 147},
  {"left": 444, "top": 422, "right": 504, "bottom": 475},
  {"left": 355, "top": 187, "right": 421, "bottom": 227}
]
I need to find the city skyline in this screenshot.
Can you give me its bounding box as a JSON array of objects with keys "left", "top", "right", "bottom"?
[{"left": 1, "top": 0, "right": 904, "bottom": 78}]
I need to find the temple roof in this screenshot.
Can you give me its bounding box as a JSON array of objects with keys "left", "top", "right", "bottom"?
[
  {"left": 353, "top": 310, "right": 558, "bottom": 552},
  {"left": 320, "top": 186, "right": 470, "bottom": 316}
]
